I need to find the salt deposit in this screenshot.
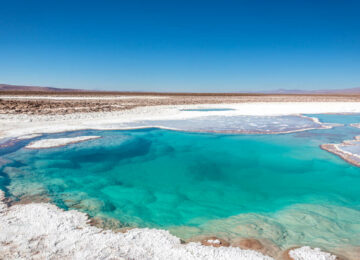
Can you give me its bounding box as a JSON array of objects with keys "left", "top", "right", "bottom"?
[
  {"left": 321, "top": 136, "right": 360, "bottom": 167},
  {"left": 289, "top": 246, "right": 337, "bottom": 260},
  {"left": 16, "top": 133, "right": 42, "bottom": 139},
  {"left": 25, "top": 136, "right": 101, "bottom": 149}
]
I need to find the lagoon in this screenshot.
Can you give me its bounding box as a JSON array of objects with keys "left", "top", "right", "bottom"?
[{"left": 1, "top": 114, "right": 360, "bottom": 252}]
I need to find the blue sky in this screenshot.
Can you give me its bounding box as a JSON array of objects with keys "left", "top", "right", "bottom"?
[{"left": 0, "top": 0, "right": 359, "bottom": 92}]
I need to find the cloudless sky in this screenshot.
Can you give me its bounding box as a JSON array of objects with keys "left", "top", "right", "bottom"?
[{"left": 0, "top": 0, "right": 359, "bottom": 92}]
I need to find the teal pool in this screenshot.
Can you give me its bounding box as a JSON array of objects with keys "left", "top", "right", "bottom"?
[{"left": 1, "top": 114, "right": 360, "bottom": 251}]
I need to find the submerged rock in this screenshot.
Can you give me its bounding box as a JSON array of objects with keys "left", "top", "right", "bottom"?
[
  {"left": 233, "top": 238, "right": 264, "bottom": 250},
  {"left": 232, "top": 238, "right": 281, "bottom": 258},
  {"left": 88, "top": 216, "right": 126, "bottom": 231}
]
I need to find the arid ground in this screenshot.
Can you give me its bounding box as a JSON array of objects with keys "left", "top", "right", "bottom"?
[{"left": 1, "top": 91, "right": 360, "bottom": 115}]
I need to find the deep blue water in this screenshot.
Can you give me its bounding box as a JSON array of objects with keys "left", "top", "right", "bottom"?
[{"left": 1, "top": 114, "right": 360, "bottom": 250}]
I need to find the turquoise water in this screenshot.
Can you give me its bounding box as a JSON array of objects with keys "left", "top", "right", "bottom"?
[
  {"left": 1, "top": 114, "right": 360, "bottom": 250},
  {"left": 307, "top": 113, "right": 360, "bottom": 125}
]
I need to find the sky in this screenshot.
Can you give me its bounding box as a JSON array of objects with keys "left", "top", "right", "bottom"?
[{"left": 0, "top": 0, "right": 359, "bottom": 92}]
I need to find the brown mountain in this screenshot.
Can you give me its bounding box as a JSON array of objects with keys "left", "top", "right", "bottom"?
[
  {"left": 0, "top": 84, "right": 82, "bottom": 92},
  {"left": 261, "top": 87, "right": 360, "bottom": 94},
  {"left": 1, "top": 83, "right": 360, "bottom": 95}
]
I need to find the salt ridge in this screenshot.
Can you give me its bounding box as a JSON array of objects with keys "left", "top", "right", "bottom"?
[
  {"left": 16, "top": 133, "right": 42, "bottom": 140},
  {"left": 289, "top": 247, "right": 337, "bottom": 260},
  {"left": 25, "top": 136, "right": 101, "bottom": 149},
  {"left": 321, "top": 135, "right": 360, "bottom": 167}
]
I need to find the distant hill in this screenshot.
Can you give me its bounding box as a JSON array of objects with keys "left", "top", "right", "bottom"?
[
  {"left": 0, "top": 84, "right": 82, "bottom": 92},
  {"left": 1, "top": 83, "right": 360, "bottom": 95},
  {"left": 260, "top": 87, "right": 360, "bottom": 95}
]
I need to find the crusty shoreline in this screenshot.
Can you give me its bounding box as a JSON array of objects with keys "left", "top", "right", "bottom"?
[
  {"left": 0, "top": 190, "right": 340, "bottom": 260},
  {"left": 321, "top": 136, "right": 360, "bottom": 167},
  {"left": 1, "top": 101, "right": 360, "bottom": 140}
]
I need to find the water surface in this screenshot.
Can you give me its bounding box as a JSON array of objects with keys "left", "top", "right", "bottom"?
[{"left": 1, "top": 114, "right": 360, "bottom": 251}]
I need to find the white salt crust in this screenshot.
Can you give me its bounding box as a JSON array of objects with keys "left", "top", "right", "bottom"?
[
  {"left": 25, "top": 136, "right": 101, "bottom": 149},
  {"left": 16, "top": 133, "right": 42, "bottom": 140},
  {"left": 351, "top": 123, "right": 360, "bottom": 129},
  {"left": 289, "top": 246, "right": 337, "bottom": 260},
  {"left": 207, "top": 239, "right": 221, "bottom": 244}
]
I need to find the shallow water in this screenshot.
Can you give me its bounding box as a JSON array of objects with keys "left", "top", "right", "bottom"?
[
  {"left": 1, "top": 114, "right": 360, "bottom": 251},
  {"left": 109, "top": 115, "right": 331, "bottom": 134}
]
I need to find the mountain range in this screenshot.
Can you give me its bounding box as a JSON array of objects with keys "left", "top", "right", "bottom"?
[
  {"left": 0, "top": 84, "right": 81, "bottom": 92},
  {"left": 1, "top": 83, "right": 360, "bottom": 94}
]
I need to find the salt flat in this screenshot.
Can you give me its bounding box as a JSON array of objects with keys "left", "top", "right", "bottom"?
[{"left": 1, "top": 101, "right": 360, "bottom": 139}]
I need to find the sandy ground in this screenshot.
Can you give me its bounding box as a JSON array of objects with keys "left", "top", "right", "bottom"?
[{"left": 1, "top": 92, "right": 360, "bottom": 115}]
